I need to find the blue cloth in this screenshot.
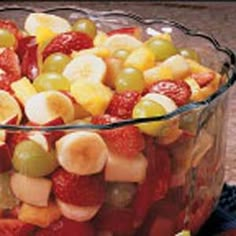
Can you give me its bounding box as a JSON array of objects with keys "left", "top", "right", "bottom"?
[{"left": 197, "top": 184, "right": 236, "bottom": 235}]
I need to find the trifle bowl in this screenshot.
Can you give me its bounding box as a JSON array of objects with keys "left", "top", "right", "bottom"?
[{"left": 0, "top": 6, "right": 235, "bottom": 236}]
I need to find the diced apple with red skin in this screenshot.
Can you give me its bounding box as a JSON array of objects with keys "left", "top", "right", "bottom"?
[
  {"left": 10, "top": 173, "right": 52, "bottom": 207},
  {"left": 57, "top": 199, "right": 101, "bottom": 222},
  {"left": 18, "top": 201, "right": 61, "bottom": 228},
  {"left": 105, "top": 152, "right": 148, "bottom": 183},
  {"left": 0, "top": 141, "right": 12, "bottom": 173}
]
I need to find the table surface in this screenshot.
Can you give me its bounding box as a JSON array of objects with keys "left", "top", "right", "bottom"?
[{"left": 1, "top": 1, "right": 236, "bottom": 183}]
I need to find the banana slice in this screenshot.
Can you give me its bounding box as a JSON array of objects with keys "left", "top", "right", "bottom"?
[
  {"left": 143, "top": 93, "right": 177, "bottom": 113},
  {"left": 63, "top": 54, "right": 106, "bottom": 84},
  {"left": 104, "top": 34, "right": 143, "bottom": 54},
  {"left": 56, "top": 131, "right": 108, "bottom": 175},
  {"left": 0, "top": 90, "right": 22, "bottom": 124},
  {"left": 57, "top": 199, "right": 101, "bottom": 222},
  {"left": 24, "top": 13, "right": 71, "bottom": 36},
  {"left": 25, "top": 91, "right": 74, "bottom": 124}
]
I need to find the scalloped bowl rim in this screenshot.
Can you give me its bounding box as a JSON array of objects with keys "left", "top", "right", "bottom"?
[{"left": 0, "top": 5, "right": 235, "bottom": 132}]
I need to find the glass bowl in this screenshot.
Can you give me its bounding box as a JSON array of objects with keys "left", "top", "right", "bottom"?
[{"left": 0, "top": 5, "right": 235, "bottom": 236}]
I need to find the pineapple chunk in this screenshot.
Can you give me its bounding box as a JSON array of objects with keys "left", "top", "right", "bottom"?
[
  {"left": 71, "top": 81, "right": 113, "bottom": 116},
  {"left": 186, "top": 58, "right": 211, "bottom": 73},
  {"left": 94, "top": 30, "right": 108, "bottom": 47},
  {"left": 18, "top": 201, "right": 61, "bottom": 228},
  {"left": 124, "top": 46, "right": 155, "bottom": 71},
  {"left": 144, "top": 64, "right": 173, "bottom": 85},
  {"left": 162, "top": 55, "right": 191, "bottom": 79},
  {"left": 11, "top": 77, "right": 37, "bottom": 105},
  {"left": 35, "top": 26, "right": 57, "bottom": 45}
]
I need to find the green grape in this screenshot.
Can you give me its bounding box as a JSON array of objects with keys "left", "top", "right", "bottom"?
[
  {"left": 132, "top": 98, "right": 167, "bottom": 136},
  {"left": 115, "top": 67, "right": 145, "bottom": 92},
  {"left": 0, "top": 172, "right": 19, "bottom": 209},
  {"left": 145, "top": 38, "right": 178, "bottom": 61},
  {"left": 113, "top": 49, "right": 130, "bottom": 61},
  {"left": 72, "top": 18, "right": 97, "bottom": 39},
  {"left": 43, "top": 53, "right": 71, "bottom": 73},
  {"left": 0, "top": 29, "right": 16, "bottom": 48},
  {"left": 105, "top": 182, "right": 137, "bottom": 208},
  {"left": 33, "top": 72, "right": 70, "bottom": 92},
  {"left": 12, "top": 140, "right": 58, "bottom": 177},
  {"left": 179, "top": 48, "right": 201, "bottom": 62}
]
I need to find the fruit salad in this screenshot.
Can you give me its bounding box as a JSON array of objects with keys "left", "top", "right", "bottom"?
[{"left": 0, "top": 12, "right": 231, "bottom": 235}]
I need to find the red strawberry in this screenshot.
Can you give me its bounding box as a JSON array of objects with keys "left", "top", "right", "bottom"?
[
  {"left": 0, "top": 19, "right": 23, "bottom": 47},
  {"left": 149, "top": 217, "right": 175, "bottom": 236},
  {"left": 36, "top": 217, "right": 95, "bottom": 236},
  {"left": 0, "top": 219, "right": 34, "bottom": 236},
  {"left": 0, "top": 142, "right": 12, "bottom": 173},
  {"left": 17, "top": 36, "right": 36, "bottom": 60},
  {"left": 43, "top": 31, "right": 93, "bottom": 59},
  {"left": 52, "top": 168, "right": 105, "bottom": 206},
  {"left": 94, "top": 207, "right": 135, "bottom": 233},
  {"left": 132, "top": 137, "right": 170, "bottom": 222},
  {"left": 21, "top": 42, "right": 40, "bottom": 80},
  {"left": 107, "top": 27, "right": 141, "bottom": 39},
  {"left": 106, "top": 91, "right": 141, "bottom": 119},
  {"left": 92, "top": 114, "right": 145, "bottom": 158},
  {"left": 148, "top": 80, "right": 191, "bottom": 106},
  {"left": 0, "top": 48, "right": 21, "bottom": 91},
  {"left": 192, "top": 71, "right": 215, "bottom": 88}
]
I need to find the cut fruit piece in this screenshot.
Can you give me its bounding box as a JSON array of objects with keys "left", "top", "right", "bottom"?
[
  {"left": 144, "top": 64, "right": 173, "bottom": 86},
  {"left": 185, "top": 77, "right": 202, "bottom": 101},
  {"left": 104, "top": 57, "right": 123, "bottom": 89},
  {"left": 0, "top": 141, "right": 12, "bottom": 173},
  {"left": 36, "top": 217, "right": 95, "bottom": 236},
  {"left": 57, "top": 199, "right": 101, "bottom": 222},
  {"left": 104, "top": 34, "right": 142, "bottom": 54},
  {"left": 186, "top": 58, "right": 212, "bottom": 73},
  {"left": 192, "top": 129, "right": 214, "bottom": 167},
  {"left": 0, "top": 219, "right": 35, "bottom": 235},
  {"left": 0, "top": 115, "right": 18, "bottom": 142},
  {"left": 56, "top": 131, "right": 108, "bottom": 175},
  {"left": 124, "top": 46, "right": 155, "bottom": 71},
  {"left": 10, "top": 77, "right": 37, "bottom": 105},
  {"left": 25, "top": 91, "right": 74, "bottom": 124},
  {"left": 28, "top": 132, "right": 49, "bottom": 152},
  {"left": 18, "top": 201, "right": 61, "bottom": 228},
  {"left": 0, "top": 172, "right": 19, "bottom": 210},
  {"left": 105, "top": 152, "right": 148, "bottom": 183},
  {"left": 108, "top": 26, "right": 141, "bottom": 39},
  {"left": 24, "top": 13, "right": 71, "bottom": 36},
  {"left": 0, "top": 90, "right": 22, "bottom": 124},
  {"left": 12, "top": 139, "right": 58, "bottom": 177},
  {"left": 94, "top": 30, "right": 108, "bottom": 47},
  {"left": 63, "top": 54, "right": 106, "bottom": 84},
  {"left": 162, "top": 55, "right": 190, "bottom": 79},
  {"left": 71, "top": 80, "right": 113, "bottom": 116},
  {"left": 10, "top": 173, "right": 52, "bottom": 207},
  {"left": 72, "top": 47, "right": 111, "bottom": 59},
  {"left": 157, "top": 128, "right": 183, "bottom": 145}
]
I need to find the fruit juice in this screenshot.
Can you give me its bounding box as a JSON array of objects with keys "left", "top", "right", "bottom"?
[{"left": 0, "top": 11, "right": 235, "bottom": 236}]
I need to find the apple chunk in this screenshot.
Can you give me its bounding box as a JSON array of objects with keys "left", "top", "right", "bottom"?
[
  {"left": 105, "top": 152, "right": 148, "bottom": 183},
  {"left": 10, "top": 173, "right": 52, "bottom": 207}
]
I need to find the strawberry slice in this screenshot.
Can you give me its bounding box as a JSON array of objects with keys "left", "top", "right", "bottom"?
[
  {"left": 0, "top": 48, "right": 21, "bottom": 91},
  {"left": 106, "top": 91, "right": 141, "bottom": 119},
  {"left": 21, "top": 41, "right": 40, "bottom": 80},
  {"left": 94, "top": 206, "right": 135, "bottom": 234},
  {"left": 148, "top": 80, "right": 191, "bottom": 106},
  {"left": 17, "top": 36, "right": 36, "bottom": 61},
  {"left": 192, "top": 71, "right": 215, "bottom": 88},
  {"left": 132, "top": 137, "right": 171, "bottom": 223},
  {"left": 0, "top": 219, "right": 34, "bottom": 236},
  {"left": 52, "top": 168, "right": 105, "bottom": 206},
  {"left": 42, "top": 31, "right": 93, "bottom": 60},
  {"left": 92, "top": 114, "right": 145, "bottom": 158},
  {"left": 0, "top": 142, "right": 12, "bottom": 173},
  {"left": 36, "top": 217, "right": 95, "bottom": 236},
  {"left": 107, "top": 27, "right": 141, "bottom": 39}
]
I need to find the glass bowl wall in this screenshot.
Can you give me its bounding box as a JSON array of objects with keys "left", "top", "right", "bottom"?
[{"left": 0, "top": 6, "right": 235, "bottom": 236}]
